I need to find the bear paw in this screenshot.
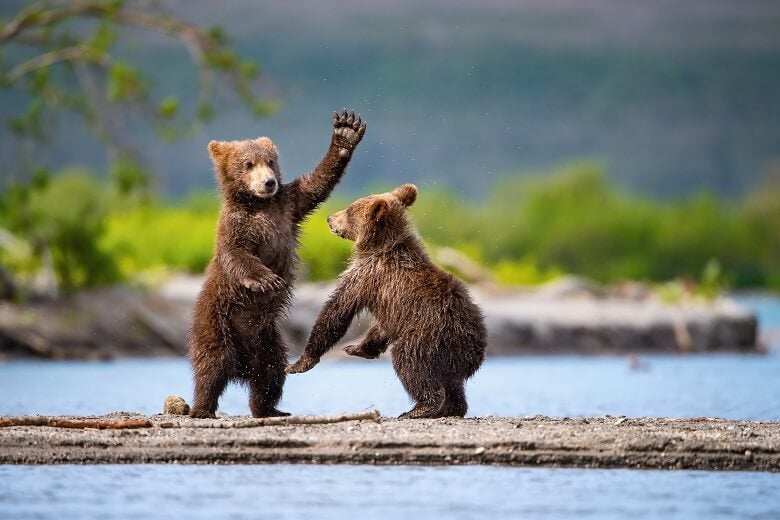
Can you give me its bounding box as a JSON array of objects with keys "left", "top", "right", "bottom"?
[
  {"left": 241, "top": 273, "right": 286, "bottom": 293},
  {"left": 332, "top": 109, "right": 366, "bottom": 155},
  {"left": 252, "top": 408, "right": 292, "bottom": 418},
  {"left": 285, "top": 355, "right": 319, "bottom": 374},
  {"left": 189, "top": 408, "right": 217, "bottom": 419}
]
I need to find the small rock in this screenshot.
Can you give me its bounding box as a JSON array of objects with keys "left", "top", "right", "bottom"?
[
  {"left": 474, "top": 446, "right": 486, "bottom": 455},
  {"left": 163, "top": 396, "right": 190, "bottom": 415}
]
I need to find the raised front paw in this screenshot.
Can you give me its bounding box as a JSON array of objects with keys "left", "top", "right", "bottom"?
[
  {"left": 344, "top": 343, "right": 380, "bottom": 359},
  {"left": 332, "top": 109, "right": 366, "bottom": 157},
  {"left": 285, "top": 355, "right": 319, "bottom": 374},
  {"left": 241, "top": 273, "right": 286, "bottom": 293}
]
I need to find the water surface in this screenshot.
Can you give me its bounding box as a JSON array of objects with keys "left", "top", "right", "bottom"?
[
  {"left": 1, "top": 296, "right": 778, "bottom": 519},
  {"left": 1, "top": 465, "right": 778, "bottom": 520},
  {"left": 1, "top": 354, "right": 778, "bottom": 420}
]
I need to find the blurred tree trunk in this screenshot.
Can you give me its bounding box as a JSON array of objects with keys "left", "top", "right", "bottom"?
[{"left": 0, "top": 263, "right": 18, "bottom": 301}]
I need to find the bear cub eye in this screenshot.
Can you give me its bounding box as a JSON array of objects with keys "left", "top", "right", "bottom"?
[{"left": 244, "top": 161, "right": 254, "bottom": 170}]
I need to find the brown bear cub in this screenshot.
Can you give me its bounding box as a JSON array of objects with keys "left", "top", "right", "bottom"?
[
  {"left": 286, "top": 184, "right": 487, "bottom": 418},
  {"left": 189, "top": 110, "right": 366, "bottom": 418}
]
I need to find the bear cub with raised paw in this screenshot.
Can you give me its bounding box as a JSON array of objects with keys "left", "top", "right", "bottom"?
[
  {"left": 286, "top": 184, "right": 487, "bottom": 419},
  {"left": 189, "top": 110, "right": 366, "bottom": 419}
]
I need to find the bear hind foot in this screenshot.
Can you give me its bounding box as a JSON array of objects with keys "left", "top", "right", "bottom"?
[
  {"left": 189, "top": 408, "right": 217, "bottom": 419},
  {"left": 252, "top": 408, "right": 291, "bottom": 419},
  {"left": 398, "top": 403, "right": 440, "bottom": 419}
]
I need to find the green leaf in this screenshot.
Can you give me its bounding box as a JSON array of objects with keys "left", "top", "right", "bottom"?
[
  {"left": 158, "top": 96, "right": 179, "bottom": 119},
  {"left": 90, "top": 23, "right": 117, "bottom": 52},
  {"left": 239, "top": 60, "right": 259, "bottom": 79},
  {"left": 204, "top": 49, "right": 237, "bottom": 70},
  {"left": 107, "top": 62, "right": 146, "bottom": 102},
  {"left": 207, "top": 25, "right": 227, "bottom": 45},
  {"left": 30, "top": 67, "right": 50, "bottom": 94},
  {"left": 196, "top": 102, "right": 213, "bottom": 122},
  {"left": 251, "top": 99, "right": 279, "bottom": 117}
]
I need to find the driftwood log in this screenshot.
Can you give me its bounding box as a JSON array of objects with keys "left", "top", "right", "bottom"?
[
  {"left": 157, "top": 410, "right": 382, "bottom": 428},
  {"left": 0, "top": 417, "right": 152, "bottom": 429},
  {"left": 0, "top": 410, "right": 381, "bottom": 430}
]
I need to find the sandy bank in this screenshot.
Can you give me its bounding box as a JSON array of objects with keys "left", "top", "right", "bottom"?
[{"left": 1, "top": 413, "right": 778, "bottom": 471}]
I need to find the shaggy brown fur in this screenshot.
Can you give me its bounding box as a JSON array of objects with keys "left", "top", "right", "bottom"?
[
  {"left": 189, "top": 110, "right": 366, "bottom": 419},
  {"left": 286, "top": 184, "right": 487, "bottom": 418}
]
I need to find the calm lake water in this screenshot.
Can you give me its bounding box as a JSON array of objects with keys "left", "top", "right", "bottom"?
[{"left": 1, "top": 296, "right": 778, "bottom": 519}]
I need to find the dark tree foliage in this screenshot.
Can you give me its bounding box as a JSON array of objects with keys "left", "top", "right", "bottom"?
[{"left": 0, "top": 0, "right": 274, "bottom": 294}]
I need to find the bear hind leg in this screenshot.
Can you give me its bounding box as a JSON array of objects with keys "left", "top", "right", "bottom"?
[
  {"left": 396, "top": 377, "right": 444, "bottom": 419},
  {"left": 438, "top": 380, "right": 468, "bottom": 418},
  {"left": 248, "top": 327, "right": 290, "bottom": 418},
  {"left": 190, "top": 347, "right": 232, "bottom": 419}
]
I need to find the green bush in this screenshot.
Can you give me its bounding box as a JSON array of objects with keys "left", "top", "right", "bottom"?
[
  {"left": 2, "top": 164, "right": 779, "bottom": 292},
  {"left": 0, "top": 170, "right": 119, "bottom": 291},
  {"left": 298, "top": 202, "right": 354, "bottom": 281}
]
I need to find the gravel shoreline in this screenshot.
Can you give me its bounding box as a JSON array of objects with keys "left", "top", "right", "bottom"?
[{"left": 1, "top": 413, "right": 778, "bottom": 471}]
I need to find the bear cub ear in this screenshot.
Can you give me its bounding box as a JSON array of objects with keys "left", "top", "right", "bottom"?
[
  {"left": 392, "top": 184, "right": 418, "bottom": 207},
  {"left": 370, "top": 198, "right": 389, "bottom": 223},
  {"left": 207, "top": 140, "right": 230, "bottom": 161}
]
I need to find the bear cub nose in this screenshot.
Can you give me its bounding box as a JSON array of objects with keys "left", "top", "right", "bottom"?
[{"left": 264, "top": 178, "right": 277, "bottom": 189}]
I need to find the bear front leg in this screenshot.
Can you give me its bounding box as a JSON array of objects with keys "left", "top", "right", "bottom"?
[
  {"left": 287, "top": 282, "right": 362, "bottom": 374},
  {"left": 219, "top": 248, "right": 285, "bottom": 294},
  {"left": 344, "top": 322, "right": 390, "bottom": 359},
  {"left": 288, "top": 109, "right": 367, "bottom": 222}
]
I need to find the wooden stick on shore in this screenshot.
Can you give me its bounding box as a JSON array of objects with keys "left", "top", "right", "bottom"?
[
  {"left": 0, "top": 410, "right": 381, "bottom": 430},
  {"left": 231, "top": 409, "right": 382, "bottom": 428},
  {"left": 167, "top": 409, "right": 382, "bottom": 429},
  {"left": 0, "top": 417, "right": 152, "bottom": 429}
]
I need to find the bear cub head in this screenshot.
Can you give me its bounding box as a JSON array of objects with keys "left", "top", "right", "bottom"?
[
  {"left": 208, "top": 137, "right": 281, "bottom": 200},
  {"left": 327, "top": 184, "right": 418, "bottom": 248}
]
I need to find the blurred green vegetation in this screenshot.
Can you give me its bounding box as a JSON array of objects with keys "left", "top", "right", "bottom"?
[{"left": 1, "top": 162, "right": 779, "bottom": 294}]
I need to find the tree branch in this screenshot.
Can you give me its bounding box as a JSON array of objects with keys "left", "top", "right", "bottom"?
[
  {"left": 5, "top": 45, "right": 109, "bottom": 83},
  {"left": 1, "top": 1, "right": 220, "bottom": 105}
]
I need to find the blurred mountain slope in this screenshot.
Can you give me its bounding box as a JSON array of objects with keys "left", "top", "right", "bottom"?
[{"left": 2, "top": 0, "right": 779, "bottom": 197}]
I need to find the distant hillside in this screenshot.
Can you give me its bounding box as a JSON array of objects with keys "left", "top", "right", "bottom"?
[{"left": 2, "top": 0, "right": 780, "bottom": 198}]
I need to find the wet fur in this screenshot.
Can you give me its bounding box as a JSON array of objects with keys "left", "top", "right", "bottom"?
[
  {"left": 287, "top": 184, "right": 487, "bottom": 418},
  {"left": 189, "top": 111, "right": 366, "bottom": 418}
]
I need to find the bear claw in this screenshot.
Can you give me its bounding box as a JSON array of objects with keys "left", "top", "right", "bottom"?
[
  {"left": 332, "top": 108, "right": 366, "bottom": 149},
  {"left": 241, "top": 273, "right": 286, "bottom": 293}
]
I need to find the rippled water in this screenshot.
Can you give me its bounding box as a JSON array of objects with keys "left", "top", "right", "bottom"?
[
  {"left": 1, "top": 465, "right": 779, "bottom": 520},
  {"left": 1, "top": 354, "right": 780, "bottom": 419},
  {"left": 1, "top": 295, "right": 778, "bottom": 519}
]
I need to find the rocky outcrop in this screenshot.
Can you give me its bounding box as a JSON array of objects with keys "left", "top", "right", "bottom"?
[{"left": 0, "top": 276, "right": 760, "bottom": 360}]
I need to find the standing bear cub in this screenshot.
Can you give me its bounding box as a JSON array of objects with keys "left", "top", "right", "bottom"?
[
  {"left": 189, "top": 110, "right": 366, "bottom": 418},
  {"left": 286, "top": 184, "right": 487, "bottom": 418}
]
